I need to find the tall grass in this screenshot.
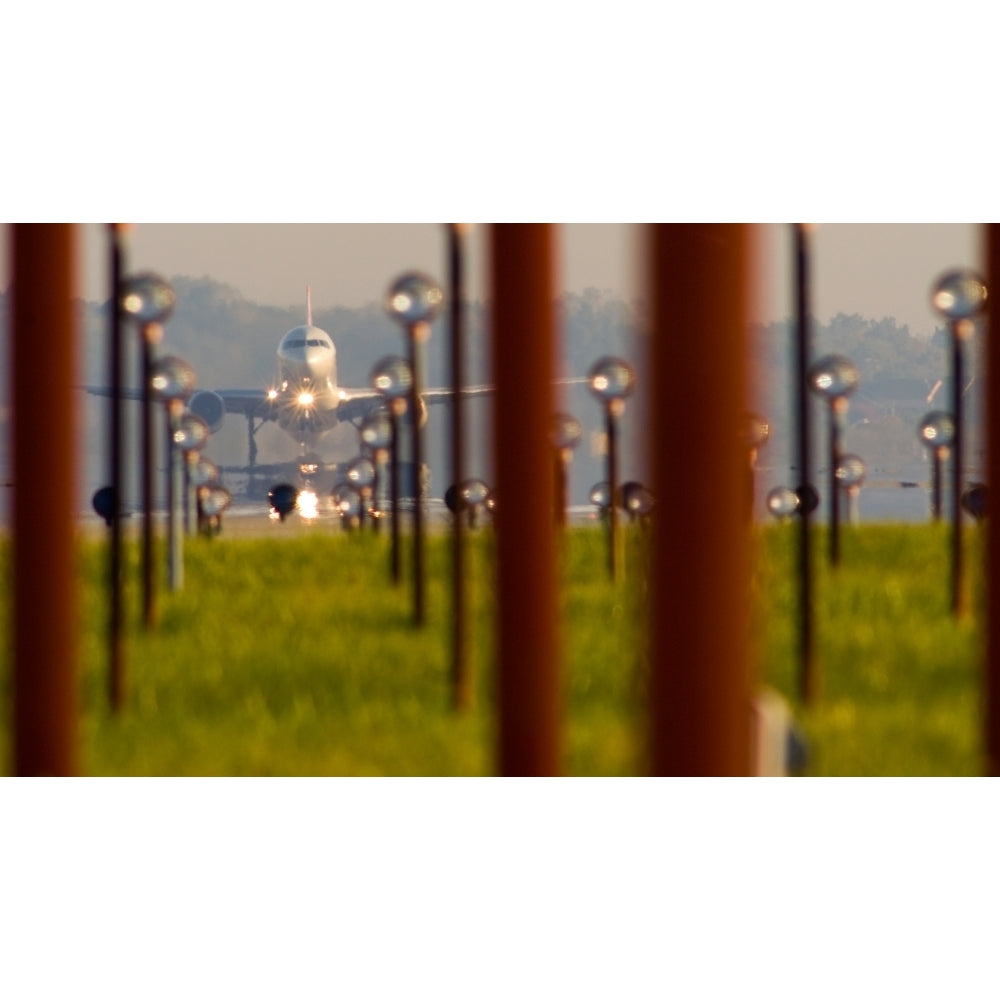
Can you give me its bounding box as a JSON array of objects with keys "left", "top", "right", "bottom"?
[{"left": 0, "top": 520, "right": 988, "bottom": 775}]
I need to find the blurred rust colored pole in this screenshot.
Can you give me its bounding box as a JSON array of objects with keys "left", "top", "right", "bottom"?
[
  {"left": 793, "top": 223, "right": 817, "bottom": 702},
  {"left": 11, "top": 224, "right": 78, "bottom": 775},
  {"left": 491, "top": 224, "right": 560, "bottom": 776},
  {"left": 649, "top": 224, "right": 752, "bottom": 776},
  {"left": 986, "top": 223, "right": 1000, "bottom": 774},
  {"left": 447, "top": 223, "right": 472, "bottom": 710},
  {"left": 108, "top": 224, "right": 126, "bottom": 710}
]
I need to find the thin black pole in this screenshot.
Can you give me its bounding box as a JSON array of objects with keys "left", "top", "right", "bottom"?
[
  {"left": 606, "top": 404, "right": 621, "bottom": 581},
  {"left": 932, "top": 449, "right": 943, "bottom": 522},
  {"left": 447, "top": 224, "right": 471, "bottom": 708},
  {"left": 141, "top": 324, "right": 157, "bottom": 629},
  {"left": 109, "top": 224, "right": 126, "bottom": 710},
  {"left": 951, "top": 324, "right": 965, "bottom": 617},
  {"left": 408, "top": 324, "right": 426, "bottom": 627},
  {"left": 390, "top": 404, "right": 401, "bottom": 586},
  {"left": 830, "top": 401, "right": 843, "bottom": 567},
  {"left": 794, "top": 223, "right": 816, "bottom": 702}
]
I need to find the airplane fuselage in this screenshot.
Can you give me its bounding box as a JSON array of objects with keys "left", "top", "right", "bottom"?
[{"left": 271, "top": 323, "right": 344, "bottom": 454}]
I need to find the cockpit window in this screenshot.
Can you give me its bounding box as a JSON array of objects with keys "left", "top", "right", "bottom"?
[{"left": 284, "top": 338, "right": 330, "bottom": 349}]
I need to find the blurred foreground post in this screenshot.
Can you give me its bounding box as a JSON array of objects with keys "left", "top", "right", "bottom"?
[
  {"left": 986, "top": 224, "right": 1000, "bottom": 773},
  {"left": 491, "top": 224, "right": 560, "bottom": 775},
  {"left": 648, "top": 224, "right": 752, "bottom": 776},
  {"left": 11, "top": 224, "right": 78, "bottom": 775}
]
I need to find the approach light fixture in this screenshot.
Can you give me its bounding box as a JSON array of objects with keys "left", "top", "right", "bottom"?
[
  {"left": 385, "top": 274, "right": 444, "bottom": 627},
  {"left": 931, "top": 268, "right": 988, "bottom": 618},
  {"left": 918, "top": 411, "right": 955, "bottom": 522},
  {"left": 808, "top": 353, "right": 859, "bottom": 567},
  {"left": 588, "top": 357, "right": 636, "bottom": 581}
]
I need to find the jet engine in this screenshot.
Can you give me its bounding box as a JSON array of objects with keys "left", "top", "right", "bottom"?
[{"left": 188, "top": 390, "right": 226, "bottom": 434}]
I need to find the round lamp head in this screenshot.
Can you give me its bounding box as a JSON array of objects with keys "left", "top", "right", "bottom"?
[
  {"left": 460, "top": 479, "right": 490, "bottom": 509},
  {"left": 385, "top": 272, "right": 444, "bottom": 326},
  {"left": 808, "top": 355, "right": 859, "bottom": 400},
  {"left": 835, "top": 453, "right": 867, "bottom": 489},
  {"left": 360, "top": 410, "right": 392, "bottom": 452},
  {"left": 346, "top": 456, "right": 376, "bottom": 491},
  {"left": 918, "top": 411, "right": 955, "bottom": 451},
  {"left": 767, "top": 486, "right": 800, "bottom": 519},
  {"left": 152, "top": 355, "right": 196, "bottom": 404},
  {"left": 92, "top": 485, "right": 116, "bottom": 526},
  {"left": 371, "top": 356, "right": 413, "bottom": 400},
  {"left": 189, "top": 456, "right": 219, "bottom": 487},
  {"left": 332, "top": 483, "right": 362, "bottom": 519},
  {"left": 199, "top": 483, "right": 232, "bottom": 517},
  {"left": 444, "top": 484, "right": 462, "bottom": 514},
  {"left": 587, "top": 356, "right": 636, "bottom": 403},
  {"left": 551, "top": 412, "right": 583, "bottom": 451},
  {"left": 931, "top": 269, "right": 987, "bottom": 321},
  {"left": 796, "top": 484, "right": 820, "bottom": 516},
  {"left": 589, "top": 481, "right": 612, "bottom": 511},
  {"left": 961, "top": 483, "right": 988, "bottom": 521},
  {"left": 621, "top": 481, "right": 655, "bottom": 516},
  {"left": 174, "top": 412, "right": 210, "bottom": 453},
  {"left": 268, "top": 483, "right": 299, "bottom": 521},
  {"left": 121, "top": 272, "right": 176, "bottom": 325}
]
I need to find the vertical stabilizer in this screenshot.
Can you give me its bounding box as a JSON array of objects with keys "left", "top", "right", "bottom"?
[{"left": 306, "top": 285, "right": 312, "bottom": 326}]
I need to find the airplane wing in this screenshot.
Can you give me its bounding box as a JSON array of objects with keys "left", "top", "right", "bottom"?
[
  {"left": 333, "top": 384, "right": 496, "bottom": 424},
  {"left": 209, "top": 389, "right": 275, "bottom": 418},
  {"left": 84, "top": 385, "right": 272, "bottom": 412}
]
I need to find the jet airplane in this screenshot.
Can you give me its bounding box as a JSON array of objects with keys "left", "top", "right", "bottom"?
[{"left": 92, "top": 289, "right": 491, "bottom": 496}]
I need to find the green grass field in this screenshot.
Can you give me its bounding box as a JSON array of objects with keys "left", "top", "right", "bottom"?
[{"left": 0, "top": 521, "right": 989, "bottom": 775}]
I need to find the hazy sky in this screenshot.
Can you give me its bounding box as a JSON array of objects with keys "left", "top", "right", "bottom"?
[{"left": 36, "top": 223, "right": 984, "bottom": 339}]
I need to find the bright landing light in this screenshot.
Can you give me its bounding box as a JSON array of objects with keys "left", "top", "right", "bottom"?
[
  {"left": 297, "top": 391, "right": 315, "bottom": 407},
  {"left": 297, "top": 489, "right": 319, "bottom": 520}
]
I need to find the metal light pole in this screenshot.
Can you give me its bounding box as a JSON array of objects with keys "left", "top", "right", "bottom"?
[
  {"left": 552, "top": 413, "right": 582, "bottom": 528},
  {"left": 808, "top": 354, "right": 859, "bottom": 568},
  {"left": 372, "top": 356, "right": 413, "bottom": 587},
  {"left": 198, "top": 482, "right": 233, "bottom": 535},
  {"left": 188, "top": 455, "right": 219, "bottom": 535},
  {"left": 175, "top": 412, "right": 210, "bottom": 536},
  {"left": 918, "top": 411, "right": 954, "bottom": 522},
  {"left": 360, "top": 409, "right": 392, "bottom": 534},
  {"left": 588, "top": 357, "right": 636, "bottom": 582},
  {"left": 121, "top": 272, "right": 176, "bottom": 629},
  {"left": 931, "top": 269, "right": 988, "bottom": 618},
  {"left": 108, "top": 223, "right": 127, "bottom": 712},
  {"left": 385, "top": 273, "right": 444, "bottom": 628},
  {"left": 346, "top": 456, "right": 376, "bottom": 528},
  {"left": 793, "top": 223, "right": 817, "bottom": 703},
  {"left": 836, "top": 453, "right": 866, "bottom": 526},
  {"left": 151, "top": 356, "right": 196, "bottom": 591},
  {"left": 447, "top": 223, "right": 472, "bottom": 710}
]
